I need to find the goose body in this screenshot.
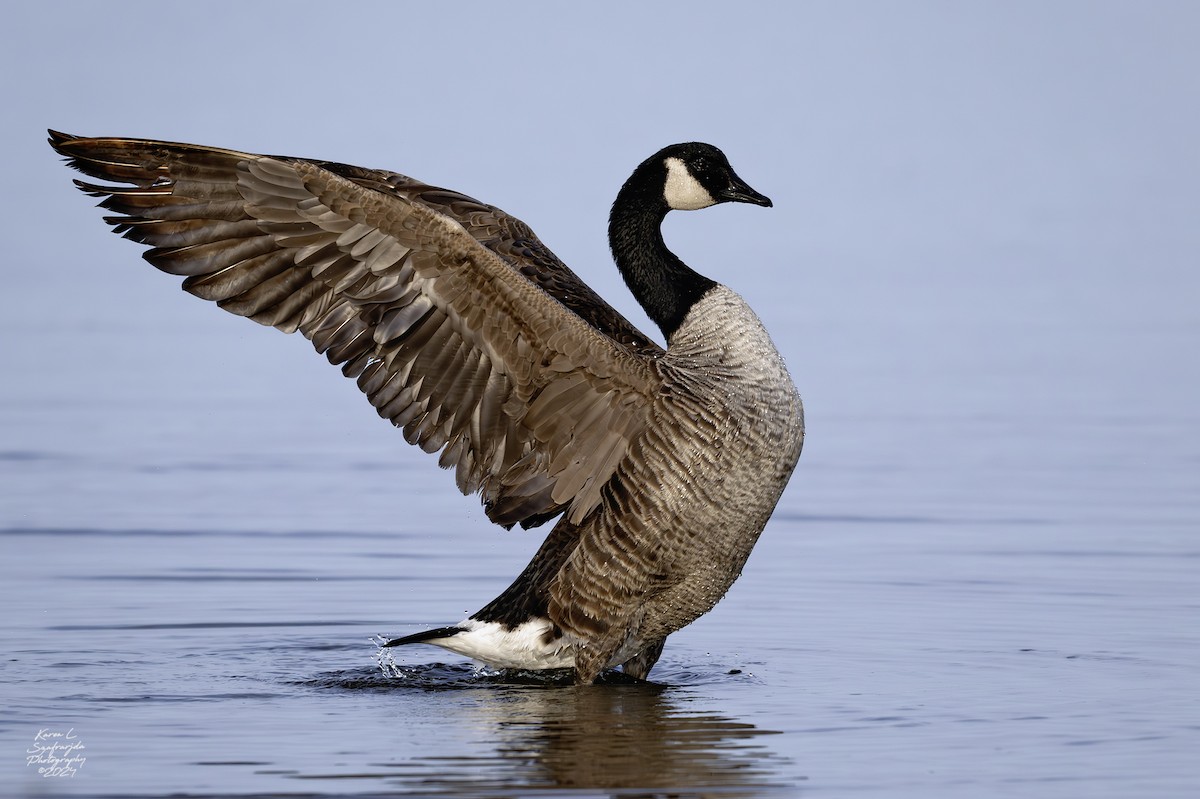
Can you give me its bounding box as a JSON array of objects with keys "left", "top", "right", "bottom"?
[{"left": 50, "top": 132, "right": 804, "bottom": 684}]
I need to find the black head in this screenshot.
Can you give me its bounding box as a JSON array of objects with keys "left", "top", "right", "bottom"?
[{"left": 648, "top": 142, "right": 772, "bottom": 211}]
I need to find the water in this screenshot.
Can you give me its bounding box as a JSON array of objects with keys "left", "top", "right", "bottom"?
[
  {"left": 2, "top": 255, "right": 1198, "bottom": 797},
  {"left": 4, "top": 6, "right": 1199, "bottom": 786}
]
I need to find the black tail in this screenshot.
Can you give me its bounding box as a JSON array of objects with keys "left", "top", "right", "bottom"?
[{"left": 382, "top": 625, "right": 463, "bottom": 648}]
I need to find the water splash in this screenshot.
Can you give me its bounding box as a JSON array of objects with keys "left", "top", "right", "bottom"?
[{"left": 366, "top": 635, "right": 666, "bottom": 688}]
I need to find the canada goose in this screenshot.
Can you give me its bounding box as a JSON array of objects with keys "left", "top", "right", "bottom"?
[{"left": 49, "top": 131, "right": 804, "bottom": 684}]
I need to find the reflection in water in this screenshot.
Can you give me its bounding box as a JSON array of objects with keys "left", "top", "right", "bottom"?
[
  {"left": 476, "top": 685, "right": 788, "bottom": 795},
  {"left": 316, "top": 663, "right": 794, "bottom": 796}
]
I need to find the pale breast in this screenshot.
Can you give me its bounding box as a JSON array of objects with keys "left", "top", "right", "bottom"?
[
  {"left": 662, "top": 284, "right": 804, "bottom": 524},
  {"left": 634, "top": 285, "right": 805, "bottom": 635}
]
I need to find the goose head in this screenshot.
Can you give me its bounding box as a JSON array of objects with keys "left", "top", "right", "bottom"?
[
  {"left": 607, "top": 142, "right": 772, "bottom": 341},
  {"left": 631, "top": 142, "right": 773, "bottom": 213}
]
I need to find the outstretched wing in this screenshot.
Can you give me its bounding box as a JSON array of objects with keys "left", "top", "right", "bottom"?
[{"left": 50, "top": 131, "right": 664, "bottom": 529}]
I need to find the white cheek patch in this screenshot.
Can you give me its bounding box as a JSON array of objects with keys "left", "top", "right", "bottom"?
[{"left": 663, "top": 156, "right": 717, "bottom": 210}]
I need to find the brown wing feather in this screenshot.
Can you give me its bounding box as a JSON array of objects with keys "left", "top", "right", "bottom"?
[
  {"left": 307, "top": 161, "right": 662, "bottom": 357},
  {"left": 49, "top": 131, "right": 662, "bottom": 529}
]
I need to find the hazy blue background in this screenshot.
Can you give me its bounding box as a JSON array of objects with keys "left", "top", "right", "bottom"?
[{"left": 2, "top": 2, "right": 1197, "bottom": 797}]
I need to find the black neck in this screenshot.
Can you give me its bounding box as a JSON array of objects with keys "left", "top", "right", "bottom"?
[{"left": 608, "top": 183, "right": 716, "bottom": 342}]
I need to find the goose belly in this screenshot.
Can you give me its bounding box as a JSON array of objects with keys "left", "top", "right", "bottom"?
[{"left": 433, "top": 619, "right": 642, "bottom": 671}]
